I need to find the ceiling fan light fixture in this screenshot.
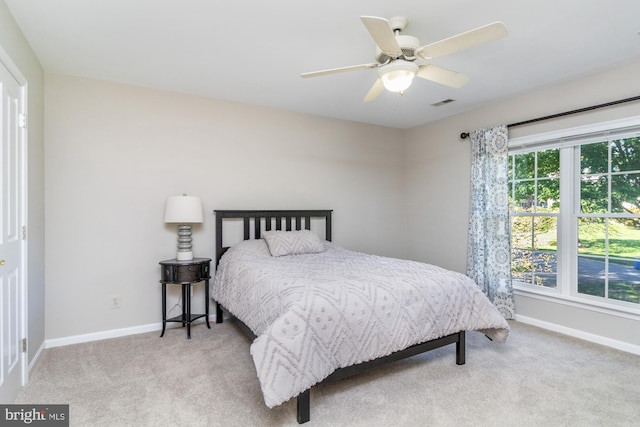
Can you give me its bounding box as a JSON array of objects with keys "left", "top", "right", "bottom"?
[{"left": 379, "top": 60, "right": 419, "bottom": 93}]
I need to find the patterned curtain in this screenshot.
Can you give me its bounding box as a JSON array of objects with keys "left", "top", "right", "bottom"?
[{"left": 466, "top": 125, "right": 515, "bottom": 319}]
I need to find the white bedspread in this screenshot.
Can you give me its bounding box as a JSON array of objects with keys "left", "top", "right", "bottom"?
[{"left": 212, "top": 240, "right": 510, "bottom": 408}]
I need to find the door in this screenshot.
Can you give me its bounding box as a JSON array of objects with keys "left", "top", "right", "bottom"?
[{"left": 0, "top": 61, "right": 26, "bottom": 403}]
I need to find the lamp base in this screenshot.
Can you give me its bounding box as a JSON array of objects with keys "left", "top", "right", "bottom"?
[
  {"left": 175, "top": 224, "right": 194, "bottom": 261},
  {"left": 176, "top": 251, "right": 194, "bottom": 261}
]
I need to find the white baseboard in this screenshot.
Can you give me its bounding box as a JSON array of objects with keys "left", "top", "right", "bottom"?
[
  {"left": 515, "top": 314, "right": 640, "bottom": 356},
  {"left": 28, "top": 341, "right": 46, "bottom": 373},
  {"left": 44, "top": 314, "right": 640, "bottom": 356},
  {"left": 45, "top": 317, "right": 212, "bottom": 348},
  {"left": 46, "top": 323, "right": 162, "bottom": 348}
]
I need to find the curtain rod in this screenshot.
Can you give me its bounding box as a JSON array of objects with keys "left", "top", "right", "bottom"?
[{"left": 459, "top": 95, "right": 640, "bottom": 140}]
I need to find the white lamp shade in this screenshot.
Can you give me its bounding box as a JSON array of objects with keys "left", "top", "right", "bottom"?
[
  {"left": 164, "top": 195, "right": 204, "bottom": 223},
  {"left": 379, "top": 60, "right": 418, "bottom": 93}
]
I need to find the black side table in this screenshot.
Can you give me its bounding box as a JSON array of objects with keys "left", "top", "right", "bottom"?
[{"left": 159, "top": 257, "right": 211, "bottom": 339}]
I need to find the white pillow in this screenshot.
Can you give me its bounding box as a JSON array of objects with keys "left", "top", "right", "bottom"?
[{"left": 262, "top": 230, "right": 325, "bottom": 257}]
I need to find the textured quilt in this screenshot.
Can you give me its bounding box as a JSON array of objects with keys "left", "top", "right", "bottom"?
[{"left": 212, "top": 239, "right": 510, "bottom": 408}]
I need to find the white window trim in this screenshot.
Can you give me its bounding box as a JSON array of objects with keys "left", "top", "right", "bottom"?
[
  {"left": 510, "top": 115, "right": 640, "bottom": 321},
  {"left": 514, "top": 287, "right": 640, "bottom": 321},
  {"left": 509, "top": 116, "right": 640, "bottom": 149}
]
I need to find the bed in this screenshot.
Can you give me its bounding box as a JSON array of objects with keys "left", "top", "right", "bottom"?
[{"left": 212, "top": 209, "right": 510, "bottom": 424}]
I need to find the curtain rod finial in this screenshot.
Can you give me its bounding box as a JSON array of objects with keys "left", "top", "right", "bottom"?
[{"left": 460, "top": 132, "right": 470, "bottom": 139}]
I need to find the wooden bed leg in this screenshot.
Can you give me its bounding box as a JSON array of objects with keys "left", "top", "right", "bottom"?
[
  {"left": 215, "top": 302, "right": 223, "bottom": 324},
  {"left": 456, "top": 331, "right": 466, "bottom": 365},
  {"left": 296, "top": 389, "right": 310, "bottom": 424}
]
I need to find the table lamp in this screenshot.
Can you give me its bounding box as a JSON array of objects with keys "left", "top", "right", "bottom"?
[{"left": 164, "top": 194, "right": 204, "bottom": 261}]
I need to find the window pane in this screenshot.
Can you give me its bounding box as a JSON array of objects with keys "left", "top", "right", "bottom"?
[
  {"left": 611, "top": 138, "right": 640, "bottom": 173},
  {"left": 511, "top": 216, "right": 533, "bottom": 284},
  {"left": 577, "top": 152, "right": 605, "bottom": 297},
  {"left": 608, "top": 219, "right": 640, "bottom": 259},
  {"left": 608, "top": 218, "right": 640, "bottom": 303},
  {"left": 511, "top": 248, "right": 533, "bottom": 284},
  {"left": 537, "top": 178, "right": 560, "bottom": 212},
  {"left": 578, "top": 255, "right": 606, "bottom": 297},
  {"left": 514, "top": 152, "right": 535, "bottom": 179},
  {"left": 609, "top": 281, "right": 640, "bottom": 304},
  {"left": 578, "top": 217, "right": 606, "bottom": 257},
  {"left": 536, "top": 272, "right": 557, "bottom": 288},
  {"left": 534, "top": 216, "right": 557, "bottom": 251},
  {"left": 537, "top": 148, "right": 560, "bottom": 178},
  {"left": 513, "top": 181, "right": 535, "bottom": 212},
  {"left": 580, "top": 141, "right": 609, "bottom": 174},
  {"left": 581, "top": 175, "right": 608, "bottom": 213},
  {"left": 512, "top": 216, "right": 533, "bottom": 250},
  {"left": 608, "top": 259, "right": 640, "bottom": 304},
  {"left": 511, "top": 216, "right": 558, "bottom": 288},
  {"left": 533, "top": 245, "right": 557, "bottom": 288},
  {"left": 533, "top": 217, "right": 557, "bottom": 288},
  {"left": 611, "top": 173, "right": 639, "bottom": 213}
]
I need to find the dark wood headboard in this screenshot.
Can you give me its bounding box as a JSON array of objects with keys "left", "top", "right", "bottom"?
[{"left": 214, "top": 210, "right": 333, "bottom": 266}]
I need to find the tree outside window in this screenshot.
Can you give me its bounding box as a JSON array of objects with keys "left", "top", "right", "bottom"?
[
  {"left": 509, "top": 149, "right": 560, "bottom": 288},
  {"left": 509, "top": 136, "right": 640, "bottom": 305},
  {"left": 578, "top": 138, "right": 640, "bottom": 303}
]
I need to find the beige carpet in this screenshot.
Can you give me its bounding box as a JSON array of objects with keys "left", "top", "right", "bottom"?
[{"left": 14, "top": 320, "right": 640, "bottom": 426}]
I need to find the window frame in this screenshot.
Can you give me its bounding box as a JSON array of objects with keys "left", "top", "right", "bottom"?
[
  {"left": 509, "top": 116, "right": 640, "bottom": 319},
  {"left": 508, "top": 148, "right": 561, "bottom": 289}
]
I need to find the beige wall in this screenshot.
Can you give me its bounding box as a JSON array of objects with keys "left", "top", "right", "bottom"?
[
  {"left": 45, "top": 61, "right": 640, "bottom": 349},
  {"left": 0, "top": 1, "right": 45, "bottom": 365},
  {"left": 27, "top": 27, "right": 640, "bottom": 350},
  {"left": 44, "top": 74, "right": 406, "bottom": 340},
  {"left": 404, "top": 60, "right": 640, "bottom": 350}
]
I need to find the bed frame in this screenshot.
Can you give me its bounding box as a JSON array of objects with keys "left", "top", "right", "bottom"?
[{"left": 213, "top": 209, "right": 466, "bottom": 424}]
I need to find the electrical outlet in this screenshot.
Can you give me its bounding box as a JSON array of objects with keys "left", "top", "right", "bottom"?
[{"left": 111, "top": 295, "right": 121, "bottom": 309}]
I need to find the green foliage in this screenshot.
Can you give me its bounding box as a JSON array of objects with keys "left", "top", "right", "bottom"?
[
  {"left": 511, "top": 211, "right": 559, "bottom": 288},
  {"left": 578, "top": 281, "right": 640, "bottom": 303},
  {"left": 609, "top": 282, "right": 640, "bottom": 304},
  {"left": 580, "top": 138, "right": 640, "bottom": 221},
  {"left": 578, "top": 218, "right": 640, "bottom": 258},
  {"left": 510, "top": 137, "right": 640, "bottom": 303},
  {"left": 509, "top": 149, "right": 560, "bottom": 213},
  {"left": 511, "top": 211, "right": 557, "bottom": 251}
]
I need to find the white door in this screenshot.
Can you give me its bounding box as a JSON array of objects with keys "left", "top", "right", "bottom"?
[{"left": 0, "top": 61, "right": 26, "bottom": 403}]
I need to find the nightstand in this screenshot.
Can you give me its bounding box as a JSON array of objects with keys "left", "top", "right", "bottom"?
[{"left": 159, "top": 257, "right": 211, "bottom": 339}]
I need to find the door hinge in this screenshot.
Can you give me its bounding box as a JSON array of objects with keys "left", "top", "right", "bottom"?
[
  {"left": 18, "top": 113, "right": 27, "bottom": 129},
  {"left": 22, "top": 226, "right": 27, "bottom": 240},
  {"left": 22, "top": 338, "right": 27, "bottom": 353}
]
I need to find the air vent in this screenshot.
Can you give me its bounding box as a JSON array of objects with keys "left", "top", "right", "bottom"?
[{"left": 431, "top": 99, "right": 455, "bottom": 107}]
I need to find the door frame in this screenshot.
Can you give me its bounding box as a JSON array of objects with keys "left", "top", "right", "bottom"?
[{"left": 0, "top": 44, "right": 29, "bottom": 389}]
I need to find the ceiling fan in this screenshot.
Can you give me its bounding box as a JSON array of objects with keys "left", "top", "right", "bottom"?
[{"left": 301, "top": 16, "right": 508, "bottom": 102}]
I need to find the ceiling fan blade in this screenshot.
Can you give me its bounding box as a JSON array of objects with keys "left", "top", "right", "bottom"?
[
  {"left": 360, "top": 16, "right": 402, "bottom": 57},
  {"left": 363, "top": 79, "right": 384, "bottom": 102},
  {"left": 300, "top": 63, "right": 378, "bottom": 78},
  {"left": 416, "top": 21, "right": 508, "bottom": 59},
  {"left": 417, "top": 64, "right": 470, "bottom": 88}
]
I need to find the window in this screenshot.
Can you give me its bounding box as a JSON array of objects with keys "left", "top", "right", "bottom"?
[
  {"left": 577, "top": 138, "right": 640, "bottom": 303},
  {"left": 508, "top": 121, "right": 640, "bottom": 310},
  {"left": 509, "top": 148, "right": 560, "bottom": 288}
]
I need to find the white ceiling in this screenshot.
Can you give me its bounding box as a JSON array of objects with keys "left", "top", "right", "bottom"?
[{"left": 5, "top": 0, "right": 640, "bottom": 129}]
